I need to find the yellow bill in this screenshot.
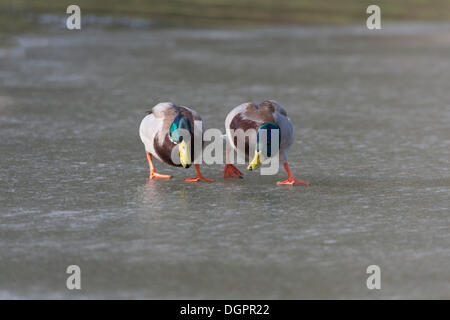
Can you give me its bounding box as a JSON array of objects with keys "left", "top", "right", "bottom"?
[
  {"left": 247, "top": 151, "right": 262, "bottom": 171},
  {"left": 179, "top": 140, "right": 191, "bottom": 168}
]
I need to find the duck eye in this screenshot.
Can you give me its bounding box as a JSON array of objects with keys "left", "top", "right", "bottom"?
[{"left": 169, "top": 129, "right": 185, "bottom": 144}]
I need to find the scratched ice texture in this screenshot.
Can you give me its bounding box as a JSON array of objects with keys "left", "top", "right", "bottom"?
[{"left": 0, "top": 23, "right": 449, "bottom": 298}]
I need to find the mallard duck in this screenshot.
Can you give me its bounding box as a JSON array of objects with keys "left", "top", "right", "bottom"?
[
  {"left": 139, "top": 102, "right": 214, "bottom": 182},
  {"left": 224, "top": 100, "right": 309, "bottom": 186}
]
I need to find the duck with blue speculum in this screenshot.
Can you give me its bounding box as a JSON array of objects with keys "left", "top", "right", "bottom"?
[
  {"left": 139, "top": 102, "right": 214, "bottom": 182},
  {"left": 223, "top": 100, "right": 309, "bottom": 186}
]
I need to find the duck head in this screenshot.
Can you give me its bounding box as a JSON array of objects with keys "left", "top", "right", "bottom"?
[
  {"left": 247, "top": 122, "right": 280, "bottom": 171},
  {"left": 169, "top": 113, "right": 192, "bottom": 168}
]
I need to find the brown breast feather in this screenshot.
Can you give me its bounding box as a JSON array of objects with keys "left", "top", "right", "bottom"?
[{"left": 229, "top": 102, "right": 277, "bottom": 160}]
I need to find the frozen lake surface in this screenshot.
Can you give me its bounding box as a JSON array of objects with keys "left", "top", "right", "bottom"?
[{"left": 0, "top": 24, "right": 449, "bottom": 298}]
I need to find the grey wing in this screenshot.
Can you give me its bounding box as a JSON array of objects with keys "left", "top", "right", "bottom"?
[{"left": 274, "top": 112, "right": 295, "bottom": 154}]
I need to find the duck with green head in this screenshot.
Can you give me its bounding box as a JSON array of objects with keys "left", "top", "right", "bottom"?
[
  {"left": 139, "top": 102, "right": 214, "bottom": 182},
  {"left": 224, "top": 100, "right": 309, "bottom": 186}
]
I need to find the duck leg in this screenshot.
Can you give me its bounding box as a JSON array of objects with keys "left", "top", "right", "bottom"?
[
  {"left": 223, "top": 146, "right": 243, "bottom": 178},
  {"left": 147, "top": 153, "right": 172, "bottom": 179},
  {"left": 185, "top": 164, "right": 214, "bottom": 182},
  {"left": 277, "top": 161, "right": 309, "bottom": 186},
  {"left": 224, "top": 164, "right": 243, "bottom": 178}
]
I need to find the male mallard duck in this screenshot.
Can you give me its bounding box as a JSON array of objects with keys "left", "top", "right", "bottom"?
[
  {"left": 224, "top": 100, "right": 309, "bottom": 186},
  {"left": 139, "top": 102, "right": 214, "bottom": 182}
]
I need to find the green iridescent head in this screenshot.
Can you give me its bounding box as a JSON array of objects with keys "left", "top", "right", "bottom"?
[
  {"left": 169, "top": 113, "right": 192, "bottom": 144},
  {"left": 256, "top": 122, "right": 280, "bottom": 158},
  {"left": 169, "top": 113, "right": 192, "bottom": 168},
  {"left": 248, "top": 122, "right": 280, "bottom": 171}
]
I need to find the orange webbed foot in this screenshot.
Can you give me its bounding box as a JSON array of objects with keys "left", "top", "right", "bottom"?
[
  {"left": 277, "top": 178, "right": 310, "bottom": 186},
  {"left": 146, "top": 153, "right": 171, "bottom": 180},
  {"left": 150, "top": 172, "right": 172, "bottom": 180},
  {"left": 223, "top": 164, "right": 243, "bottom": 178},
  {"left": 185, "top": 164, "right": 214, "bottom": 182},
  {"left": 278, "top": 161, "right": 309, "bottom": 186},
  {"left": 185, "top": 176, "right": 215, "bottom": 182}
]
